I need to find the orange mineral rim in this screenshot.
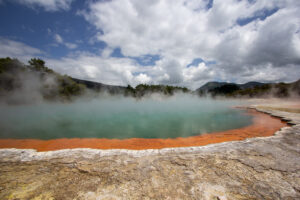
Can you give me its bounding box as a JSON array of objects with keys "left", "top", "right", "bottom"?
[{"left": 0, "top": 109, "right": 288, "bottom": 151}]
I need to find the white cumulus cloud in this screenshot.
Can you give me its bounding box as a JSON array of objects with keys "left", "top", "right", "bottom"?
[
  {"left": 54, "top": 33, "right": 77, "bottom": 49},
  {"left": 10, "top": 0, "right": 74, "bottom": 11},
  {"left": 54, "top": 34, "right": 63, "bottom": 44},
  {"left": 78, "top": 0, "right": 300, "bottom": 89},
  {"left": 0, "top": 37, "right": 43, "bottom": 62},
  {"left": 1, "top": 0, "right": 300, "bottom": 89}
]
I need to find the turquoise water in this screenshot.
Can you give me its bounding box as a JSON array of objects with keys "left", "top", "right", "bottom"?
[{"left": 0, "top": 96, "right": 252, "bottom": 139}]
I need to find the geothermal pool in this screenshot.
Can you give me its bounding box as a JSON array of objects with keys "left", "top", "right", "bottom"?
[{"left": 0, "top": 96, "right": 253, "bottom": 140}]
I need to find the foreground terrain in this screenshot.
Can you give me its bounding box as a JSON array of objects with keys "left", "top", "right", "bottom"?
[{"left": 0, "top": 106, "right": 300, "bottom": 200}]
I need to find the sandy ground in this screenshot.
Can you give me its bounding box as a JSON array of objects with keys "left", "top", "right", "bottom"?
[{"left": 0, "top": 108, "right": 287, "bottom": 151}]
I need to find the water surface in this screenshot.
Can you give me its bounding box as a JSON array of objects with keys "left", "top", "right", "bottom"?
[{"left": 0, "top": 96, "right": 252, "bottom": 139}]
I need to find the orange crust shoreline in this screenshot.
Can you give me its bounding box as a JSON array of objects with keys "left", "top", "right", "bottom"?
[{"left": 0, "top": 108, "right": 288, "bottom": 152}]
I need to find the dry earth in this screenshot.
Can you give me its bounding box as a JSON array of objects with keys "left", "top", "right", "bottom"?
[{"left": 0, "top": 105, "right": 300, "bottom": 200}]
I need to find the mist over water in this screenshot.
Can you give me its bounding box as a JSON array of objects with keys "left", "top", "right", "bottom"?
[{"left": 0, "top": 95, "right": 252, "bottom": 139}]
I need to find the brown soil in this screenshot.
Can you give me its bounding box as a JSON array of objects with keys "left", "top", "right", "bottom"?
[{"left": 0, "top": 109, "right": 287, "bottom": 151}]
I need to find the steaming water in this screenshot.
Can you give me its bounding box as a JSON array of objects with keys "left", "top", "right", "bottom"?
[{"left": 0, "top": 96, "right": 252, "bottom": 139}]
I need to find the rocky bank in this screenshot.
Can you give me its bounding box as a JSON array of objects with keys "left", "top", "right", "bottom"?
[{"left": 0, "top": 106, "right": 300, "bottom": 200}]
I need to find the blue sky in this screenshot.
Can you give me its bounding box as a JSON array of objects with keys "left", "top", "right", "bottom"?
[
  {"left": 0, "top": 0, "right": 299, "bottom": 89},
  {"left": 0, "top": 1, "right": 105, "bottom": 58}
]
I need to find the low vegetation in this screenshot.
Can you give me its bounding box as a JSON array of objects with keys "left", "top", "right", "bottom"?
[
  {"left": 1, "top": 57, "right": 299, "bottom": 102},
  {"left": 0, "top": 57, "right": 86, "bottom": 102},
  {"left": 125, "top": 84, "right": 189, "bottom": 97},
  {"left": 0, "top": 57, "right": 190, "bottom": 102}
]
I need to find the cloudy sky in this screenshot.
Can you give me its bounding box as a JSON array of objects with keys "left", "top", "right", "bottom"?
[{"left": 0, "top": 0, "right": 300, "bottom": 89}]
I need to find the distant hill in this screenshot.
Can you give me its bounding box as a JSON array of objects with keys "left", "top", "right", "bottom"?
[
  {"left": 196, "top": 82, "right": 228, "bottom": 93},
  {"left": 196, "top": 81, "right": 266, "bottom": 95},
  {"left": 239, "top": 81, "right": 266, "bottom": 89},
  {"left": 71, "top": 78, "right": 126, "bottom": 95},
  {"left": 196, "top": 80, "right": 300, "bottom": 98}
]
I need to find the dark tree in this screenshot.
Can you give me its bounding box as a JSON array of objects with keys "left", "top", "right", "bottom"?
[{"left": 28, "top": 58, "right": 54, "bottom": 73}]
